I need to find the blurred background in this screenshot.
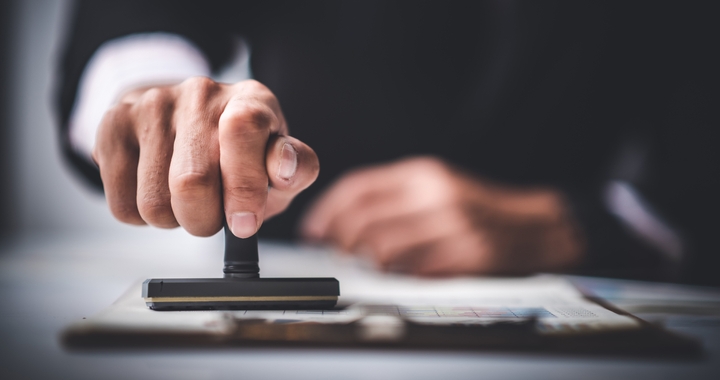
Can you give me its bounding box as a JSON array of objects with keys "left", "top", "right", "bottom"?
[
  {"left": 0, "top": 1, "right": 717, "bottom": 285},
  {"left": 0, "top": 0, "right": 137, "bottom": 238}
]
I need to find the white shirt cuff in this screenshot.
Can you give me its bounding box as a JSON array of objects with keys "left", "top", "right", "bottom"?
[
  {"left": 67, "top": 32, "right": 212, "bottom": 161},
  {"left": 605, "top": 180, "right": 683, "bottom": 261}
]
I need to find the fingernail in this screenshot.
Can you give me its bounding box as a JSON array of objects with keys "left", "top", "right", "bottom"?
[
  {"left": 277, "top": 143, "right": 297, "bottom": 180},
  {"left": 230, "top": 212, "right": 257, "bottom": 238}
]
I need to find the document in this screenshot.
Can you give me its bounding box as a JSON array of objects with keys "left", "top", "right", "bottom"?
[
  {"left": 59, "top": 245, "right": 700, "bottom": 355},
  {"left": 66, "top": 273, "right": 638, "bottom": 338}
]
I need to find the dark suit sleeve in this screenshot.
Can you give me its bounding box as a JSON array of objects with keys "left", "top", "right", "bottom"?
[
  {"left": 55, "top": 0, "right": 239, "bottom": 190},
  {"left": 563, "top": 184, "right": 678, "bottom": 281},
  {"left": 565, "top": 1, "right": 720, "bottom": 285}
]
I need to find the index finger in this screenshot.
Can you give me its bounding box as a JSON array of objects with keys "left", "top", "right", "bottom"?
[{"left": 219, "top": 84, "right": 283, "bottom": 238}]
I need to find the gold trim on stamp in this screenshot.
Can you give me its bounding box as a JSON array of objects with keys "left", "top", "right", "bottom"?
[{"left": 145, "top": 295, "right": 338, "bottom": 303}]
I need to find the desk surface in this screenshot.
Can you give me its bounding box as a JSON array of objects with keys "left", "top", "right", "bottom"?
[{"left": 1, "top": 230, "right": 719, "bottom": 380}]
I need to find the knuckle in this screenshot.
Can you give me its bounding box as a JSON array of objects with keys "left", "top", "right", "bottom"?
[
  {"left": 407, "top": 157, "right": 459, "bottom": 204},
  {"left": 170, "top": 170, "right": 217, "bottom": 199},
  {"left": 220, "top": 101, "right": 274, "bottom": 133},
  {"left": 137, "top": 194, "right": 174, "bottom": 223},
  {"left": 226, "top": 179, "right": 268, "bottom": 203},
  {"left": 135, "top": 89, "right": 174, "bottom": 136},
  {"left": 179, "top": 77, "right": 220, "bottom": 114},
  {"left": 237, "top": 80, "right": 284, "bottom": 124},
  {"left": 177, "top": 77, "right": 220, "bottom": 124},
  {"left": 138, "top": 87, "right": 170, "bottom": 109},
  {"left": 181, "top": 76, "right": 217, "bottom": 94}
]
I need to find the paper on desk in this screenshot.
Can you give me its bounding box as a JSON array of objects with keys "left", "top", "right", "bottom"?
[
  {"left": 66, "top": 273, "right": 638, "bottom": 338},
  {"left": 71, "top": 283, "right": 233, "bottom": 335},
  {"left": 239, "top": 274, "right": 638, "bottom": 333}
]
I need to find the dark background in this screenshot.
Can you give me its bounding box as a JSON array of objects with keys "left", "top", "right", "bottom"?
[
  {"left": 0, "top": 0, "right": 15, "bottom": 234},
  {"left": 0, "top": 0, "right": 126, "bottom": 241},
  {"left": 1, "top": 0, "right": 718, "bottom": 285}
]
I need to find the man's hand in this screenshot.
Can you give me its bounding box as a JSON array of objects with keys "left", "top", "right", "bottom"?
[
  {"left": 301, "top": 157, "right": 583, "bottom": 276},
  {"left": 93, "top": 78, "right": 319, "bottom": 238}
]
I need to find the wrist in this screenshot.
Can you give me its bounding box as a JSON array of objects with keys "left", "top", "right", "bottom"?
[{"left": 465, "top": 177, "right": 585, "bottom": 272}]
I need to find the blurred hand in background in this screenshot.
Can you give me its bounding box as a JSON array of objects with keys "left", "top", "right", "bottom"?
[{"left": 301, "top": 157, "right": 584, "bottom": 276}]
